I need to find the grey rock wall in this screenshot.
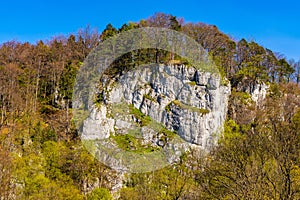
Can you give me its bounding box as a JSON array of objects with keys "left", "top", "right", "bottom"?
[{"left": 82, "top": 64, "right": 230, "bottom": 150}]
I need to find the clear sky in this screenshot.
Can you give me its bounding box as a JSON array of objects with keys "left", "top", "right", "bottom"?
[{"left": 1, "top": 0, "right": 299, "bottom": 61}]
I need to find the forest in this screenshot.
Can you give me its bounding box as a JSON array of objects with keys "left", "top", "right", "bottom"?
[{"left": 0, "top": 13, "right": 300, "bottom": 199}]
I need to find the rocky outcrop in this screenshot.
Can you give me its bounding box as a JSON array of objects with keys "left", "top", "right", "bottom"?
[
  {"left": 235, "top": 78, "right": 269, "bottom": 104},
  {"left": 82, "top": 106, "right": 114, "bottom": 140},
  {"left": 250, "top": 83, "right": 269, "bottom": 103},
  {"left": 82, "top": 64, "right": 230, "bottom": 150}
]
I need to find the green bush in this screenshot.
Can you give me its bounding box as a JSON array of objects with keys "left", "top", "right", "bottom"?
[{"left": 87, "top": 188, "right": 112, "bottom": 200}]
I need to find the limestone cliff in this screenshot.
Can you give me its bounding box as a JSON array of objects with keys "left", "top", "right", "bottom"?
[{"left": 82, "top": 64, "right": 230, "bottom": 151}]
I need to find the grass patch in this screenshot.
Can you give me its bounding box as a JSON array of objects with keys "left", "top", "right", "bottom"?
[
  {"left": 165, "top": 100, "right": 210, "bottom": 115},
  {"left": 198, "top": 108, "right": 210, "bottom": 114},
  {"left": 173, "top": 100, "right": 181, "bottom": 106},
  {"left": 128, "top": 104, "right": 151, "bottom": 126},
  {"left": 188, "top": 81, "right": 197, "bottom": 86},
  {"left": 108, "top": 102, "right": 153, "bottom": 126},
  {"left": 165, "top": 103, "right": 171, "bottom": 112},
  {"left": 146, "top": 118, "right": 176, "bottom": 140},
  {"left": 111, "top": 134, "right": 158, "bottom": 153},
  {"left": 143, "top": 93, "right": 156, "bottom": 102},
  {"left": 159, "top": 127, "right": 176, "bottom": 141},
  {"left": 143, "top": 88, "right": 157, "bottom": 102}
]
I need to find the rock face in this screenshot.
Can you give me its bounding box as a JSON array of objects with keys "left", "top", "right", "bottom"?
[
  {"left": 250, "top": 83, "right": 269, "bottom": 103},
  {"left": 235, "top": 78, "right": 269, "bottom": 104},
  {"left": 82, "top": 106, "right": 115, "bottom": 140},
  {"left": 82, "top": 64, "right": 230, "bottom": 150}
]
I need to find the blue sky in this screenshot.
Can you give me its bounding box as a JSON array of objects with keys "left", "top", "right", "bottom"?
[{"left": 1, "top": 0, "right": 299, "bottom": 60}]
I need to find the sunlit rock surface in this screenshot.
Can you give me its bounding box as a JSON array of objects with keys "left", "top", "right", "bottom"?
[{"left": 82, "top": 64, "right": 230, "bottom": 150}]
